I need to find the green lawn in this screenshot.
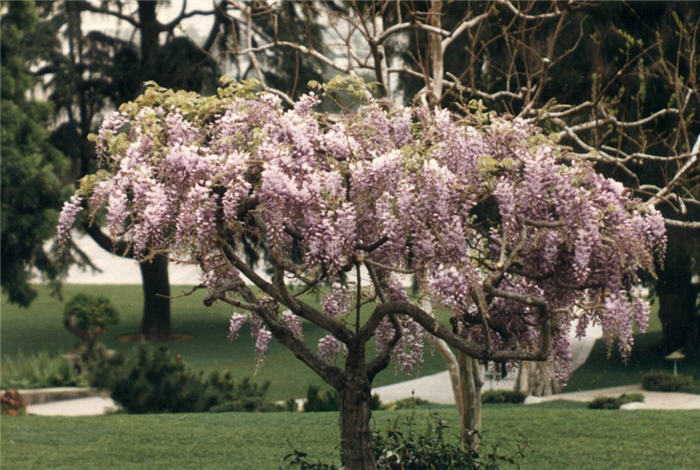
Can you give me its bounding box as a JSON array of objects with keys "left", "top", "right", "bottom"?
[
  {"left": 2, "top": 408, "right": 699, "bottom": 470},
  {"left": 1, "top": 285, "right": 449, "bottom": 400}
]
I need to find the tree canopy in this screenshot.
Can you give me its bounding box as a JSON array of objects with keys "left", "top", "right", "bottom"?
[{"left": 57, "top": 79, "right": 665, "bottom": 469}]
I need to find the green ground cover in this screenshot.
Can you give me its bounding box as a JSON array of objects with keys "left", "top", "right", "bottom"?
[
  {"left": 1, "top": 285, "right": 448, "bottom": 400},
  {"left": 2, "top": 408, "right": 699, "bottom": 470}
]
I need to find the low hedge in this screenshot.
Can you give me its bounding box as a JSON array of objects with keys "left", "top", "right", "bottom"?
[
  {"left": 642, "top": 370, "right": 694, "bottom": 393},
  {"left": 481, "top": 390, "right": 526, "bottom": 404}
]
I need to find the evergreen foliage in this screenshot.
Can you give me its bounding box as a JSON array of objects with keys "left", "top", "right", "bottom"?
[
  {"left": 1, "top": 1, "right": 68, "bottom": 306},
  {"left": 90, "top": 345, "right": 279, "bottom": 414},
  {"left": 642, "top": 370, "right": 695, "bottom": 393}
]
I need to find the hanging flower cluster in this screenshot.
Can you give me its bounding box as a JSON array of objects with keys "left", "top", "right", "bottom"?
[{"left": 59, "top": 80, "right": 665, "bottom": 377}]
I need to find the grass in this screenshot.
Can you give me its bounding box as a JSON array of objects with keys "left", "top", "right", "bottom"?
[
  {"left": 2, "top": 408, "right": 699, "bottom": 470},
  {"left": 1, "top": 285, "right": 449, "bottom": 400}
]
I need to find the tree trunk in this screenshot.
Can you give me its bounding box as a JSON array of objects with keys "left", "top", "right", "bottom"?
[
  {"left": 139, "top": 254, "right": 171, "bottom": 341},
  {"left": 457, "top": 352, "right": 483, "bottom": 451},
  {"left": 425, "top": 300, "right": 482, "bottom": 452},
  {"left": 138, "top": 1, "right": 159, "bottom": 71},
  {"left": 339, "top": 346, "right": 376, "bottom": 470},
  {"left": 657, "top": 227, "right": 699, "bottom": 357},
  {"left": 515, "top": 361, "right": 562, "bottom": 396}
]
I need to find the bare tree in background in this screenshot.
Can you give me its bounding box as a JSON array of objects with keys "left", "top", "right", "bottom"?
[{"left": 212, "top": 0, "right": 698, "bottom": 448}]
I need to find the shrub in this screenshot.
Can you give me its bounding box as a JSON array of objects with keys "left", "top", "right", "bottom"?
[
  {"left": 642, "top": 370, "right": 694, "bottom": 392},
  {"left": 1, "top": 390, "right": 26, "bottom": 416},
  {"left": 0, "top": 351, "right": 85, "bottom": 389},
  {"left": 382, "top": 396, "right": 430, "bottom": 411},
  {"left": 91, "top": 345, "right": 278, "bottom": 413},
  {"left": 282, "top": 412, "right": 524, "bottom": 470},
  {"left": 303, "top": 386, "right": 339, "bottom": 412},
  {"left": 588, "top": 393, "right": 644, "bottom": 410},
  {"left": 303, "top": 385, "right": 381, "bottom": 412},
  {"left": 63, "top": 293, "right": 119, "bottom": 342},
  {"left": 481, "top": 390, "right": 526, "bottom": 404}
]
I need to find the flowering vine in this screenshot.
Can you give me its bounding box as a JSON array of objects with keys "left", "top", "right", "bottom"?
[{"left": 58, "top": 78, "right": 665, "bottom": 387}]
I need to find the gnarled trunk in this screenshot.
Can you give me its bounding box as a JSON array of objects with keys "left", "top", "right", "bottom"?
[
  {"left": 139, "top": 254, "right": 171, "bottom": 341},
  {"left": 427, "top": 301, "right": 483, "bottom": 451},
  {"left": 339, "top": 346, "right": 376, "bottom": 470},
  {"left": 515, "top": 361, "right": 561, "bottom": 396}
]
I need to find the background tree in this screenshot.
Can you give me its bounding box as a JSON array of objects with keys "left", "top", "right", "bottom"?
[
  {"left": 37, "top": 0, "right": 221, "bottom": 340},
  {"left": 387, "top": 0, "right": 700, "bottom": 358},
  {"left": 1, "top": 1, "right": 69, "bottom": 306},
  {"left": 215, "top": 0, "right": 697, "bottom": 443}
]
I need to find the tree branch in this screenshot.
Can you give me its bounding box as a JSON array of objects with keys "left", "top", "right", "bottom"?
[{"left": 361, "top": 302, "right": 552, "bottom": 361}]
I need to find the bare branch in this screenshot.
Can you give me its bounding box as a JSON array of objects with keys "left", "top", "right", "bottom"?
[
  {"left": 647, "top": 135, "right": 700, "bottom": 208},
  {"left": 494, "top": 0, "right": 566, "bottom": 21},
  {"left": 75, "top": 1, "right": 141, "bottom": 28},
  {"left": 235, "top": 40, "right": 351, "bottom": 75},
  {"left": 215, "top": 238, "right": 355, "bottom": 344}
]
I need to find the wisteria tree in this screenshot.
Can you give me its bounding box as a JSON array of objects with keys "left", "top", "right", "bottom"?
[
  {"left": 215, "top": 0, "right": 697, "bottom": 436},
  {"left": 58, "top": 79, "right": 665, "bottom": 469}
]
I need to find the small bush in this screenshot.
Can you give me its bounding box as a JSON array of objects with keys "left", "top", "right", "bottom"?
[
  {"left": 588, "top": 396, "right": 621, "bottom": 410},
  {"left": 642, "top": 370, "right": 694, "bottom": 392},
  {"left": 303, "top": 385, "right": 381, "bottom": 412},
  {"left": 588, "top": 393, "right": 644, "bottom": 410},
  {"left": 303, "top": 386, "right": 339, "bottom": 412},
  {"left": 282, "top": 412, "right": 524, "bottom": 470},
  {"left": 481, "top": 390, "right": 526, "bottom": 404},
  {"left": 63, "top": 293, "right": 119, "bottom": 342},
  {"left": 91, "top": 345, "right": 278, "bottom": 413},
  {"left": 0, "top": 351, "right": 85, "bottom": 389},
  {"left": 619, "top": 393, "right": 644, "bottom": 404}
]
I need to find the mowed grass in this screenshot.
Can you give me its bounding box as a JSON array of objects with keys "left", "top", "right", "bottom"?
[
  {"left": 2, "top": 408, "right": 699, "bottom": 470},
  {"left": 1, "top": 285, "right": 448, "bottom": 400}
]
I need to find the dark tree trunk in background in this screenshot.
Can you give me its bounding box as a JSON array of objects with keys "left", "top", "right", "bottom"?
[
  {"left": 134, "top": 1, "right": 171, "bottom": 341},
  {"left": 138, "top": 1, "right": 159, "bottom": 70},
  {"left": 139, "top": 254, "right": 171, "bottom": 341},
  {"left": 338, "top": 346, "right": 377, "bottom": 470},
  {"left": 657, "top": 228, "right": 700, "bottom": 358}
]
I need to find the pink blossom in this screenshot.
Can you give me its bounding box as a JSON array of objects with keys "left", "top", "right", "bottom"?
[
  {"left": 227, "top": 313, "right": 247, "bottom": 341},
  {"left": 62, "top": 85, "right": 666, "bottom": 378},
  {"left": 321, "top": 284, "right": 351, "bottom": 318},
  {"left": 282, "top": 310, "right": 303, "bottom": 340},
  {"left": 255, "top": 328, "right": 272, "bottom": 362},
  {"left": 318, "top": 334, "right": 345, "bottom": 363},
  {"left": 56, "top": 195, "right": 83, "bottom": 250}
]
